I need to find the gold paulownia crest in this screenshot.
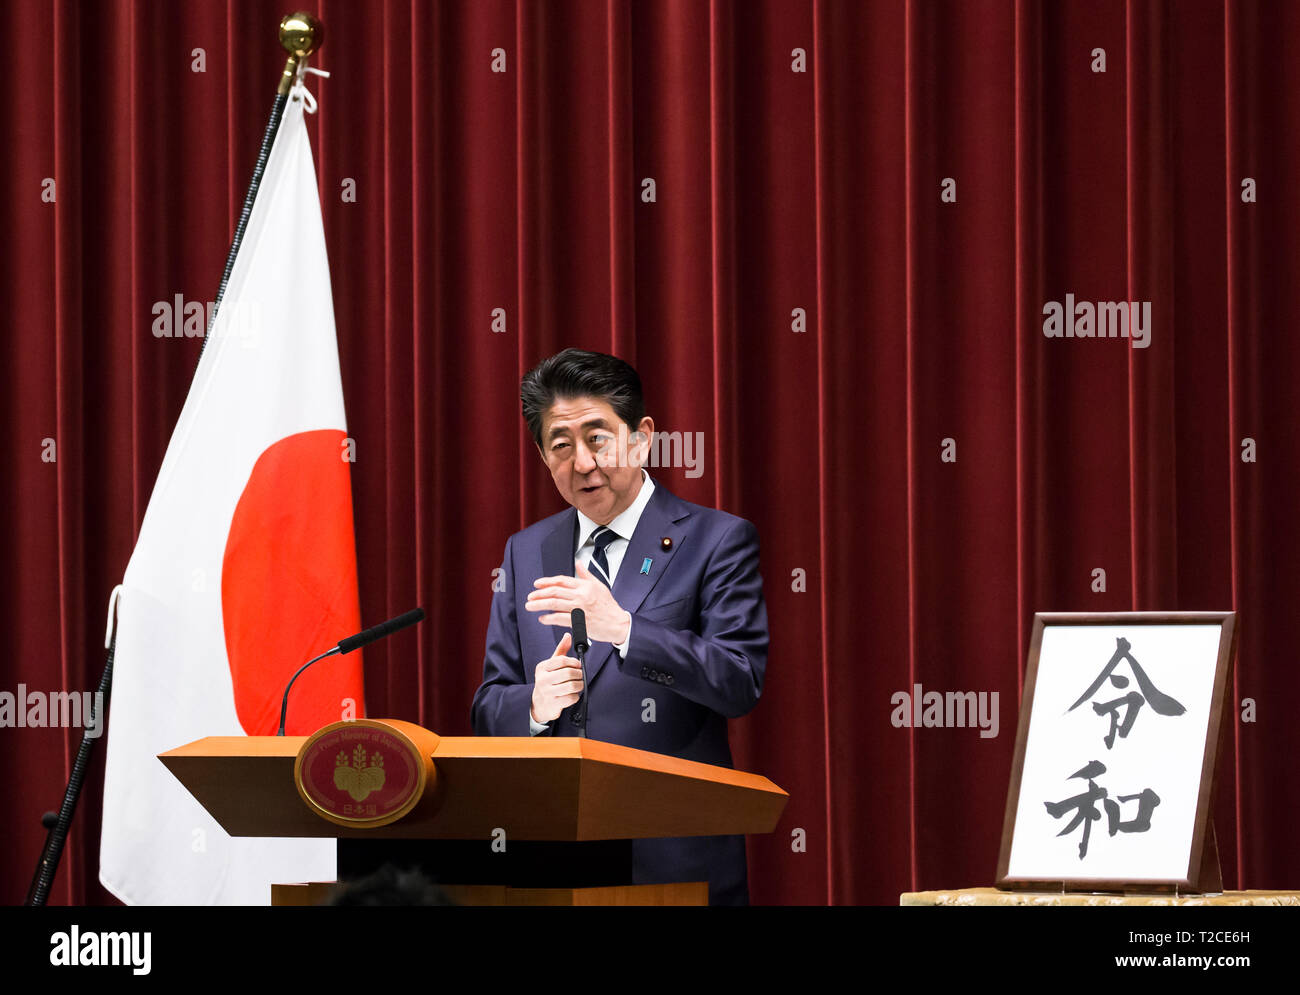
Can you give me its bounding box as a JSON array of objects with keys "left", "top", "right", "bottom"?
[
  {"left": 334, "top": 743, "right": 386, "bottom": 802},
  {"left": 296, "top": 718, "right": 438, "bottom": 829}
]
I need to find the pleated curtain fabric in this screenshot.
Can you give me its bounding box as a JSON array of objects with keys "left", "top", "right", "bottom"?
[{"left": 1, "top": 0, "right": 1295, "bottom": 905}]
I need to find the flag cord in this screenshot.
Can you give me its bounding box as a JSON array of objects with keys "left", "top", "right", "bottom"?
[{"left": 291, "top": 79, "right": 318, "bottom": 115}]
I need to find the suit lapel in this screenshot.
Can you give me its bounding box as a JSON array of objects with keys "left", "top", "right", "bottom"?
[
  {"left": 539, "top": 509, "right": 578, "bottom": 651},
  {"left": 611, "top": 484, "right": 688, "bottom": 617},
  {"left": 583, "top": 483, "right": 691, "bottom": 684}
]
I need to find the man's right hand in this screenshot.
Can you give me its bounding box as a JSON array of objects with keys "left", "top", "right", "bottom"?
[{"left": 530, "top": 631, "right": 585, "bottom": 724}]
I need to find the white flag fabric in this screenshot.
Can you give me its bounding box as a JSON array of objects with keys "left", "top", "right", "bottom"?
[{"left": 100, "top": 82, "right": 366, "bottom": 905}]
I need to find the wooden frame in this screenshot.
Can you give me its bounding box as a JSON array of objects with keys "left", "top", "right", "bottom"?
[{"left": 996, "top": 612, "right": 1237, "bottom": 893}]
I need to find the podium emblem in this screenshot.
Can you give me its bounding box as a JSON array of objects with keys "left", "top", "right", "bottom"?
[{"left": 294, "top": 719, "right": 432, "bottom": 828}]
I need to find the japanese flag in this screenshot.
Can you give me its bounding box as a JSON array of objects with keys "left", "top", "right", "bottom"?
[{"left": 99, "top": 84, "right": 365, "bottom": 905}]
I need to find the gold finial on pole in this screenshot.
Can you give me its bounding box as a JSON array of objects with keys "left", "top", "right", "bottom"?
[{"left": 277, "top": 12, "right": 323, "bottom": 95}]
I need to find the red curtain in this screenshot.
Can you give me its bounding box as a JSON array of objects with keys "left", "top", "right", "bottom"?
[{"left": 2, "top": 0, "right": 1296, "bottom": 906}]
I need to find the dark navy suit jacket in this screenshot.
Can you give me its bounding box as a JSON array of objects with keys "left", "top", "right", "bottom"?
[{"left": 470, "top": 480, "right": 769, "bottom": 905}]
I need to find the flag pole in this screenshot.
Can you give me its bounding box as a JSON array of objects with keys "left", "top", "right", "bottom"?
[
  {"left": 199, "top": 11, "right": 323, "bottom": 359},
  {"left": 24, "top": 11, "right": 325, "bottom": 907}
]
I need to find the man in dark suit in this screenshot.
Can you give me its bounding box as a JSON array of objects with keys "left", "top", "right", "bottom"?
[{"left": 470, "top": 348, "right": 769, "bottom": 905}]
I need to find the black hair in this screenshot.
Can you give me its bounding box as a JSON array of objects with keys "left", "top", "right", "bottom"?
[
  {"left": 326, "top": 865, "right": 456, "bottom": 906},
  {"left": 520, "top": 348, "right": 646, "bottom": 448}
]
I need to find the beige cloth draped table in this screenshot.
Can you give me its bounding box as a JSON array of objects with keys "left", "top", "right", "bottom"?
[{"left": 901, "top": 887, "right": 1300, "bottom": 906}]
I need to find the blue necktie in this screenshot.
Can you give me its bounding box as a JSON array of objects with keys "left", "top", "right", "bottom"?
[{"left": 588, "top": 526, "right": 620, "bottom": 589}]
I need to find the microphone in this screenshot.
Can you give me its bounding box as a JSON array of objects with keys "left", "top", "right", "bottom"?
[
  {"left": 337, "top": 608, "right": 426, "bottom": 655},
  {"left": 276, "top": 607, "right": 426, "bottom": 736},
  {"left": 571, "top": 608, "right": 590, "bottom": 739}
]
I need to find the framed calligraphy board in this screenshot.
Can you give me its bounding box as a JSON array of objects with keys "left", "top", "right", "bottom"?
[{"left": 996, "top": 612, "right": 1237, "bottom": 893}]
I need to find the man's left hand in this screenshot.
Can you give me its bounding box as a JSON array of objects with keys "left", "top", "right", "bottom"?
[{"left": 526, "top": 559, "right": 632, "bottom": 644}]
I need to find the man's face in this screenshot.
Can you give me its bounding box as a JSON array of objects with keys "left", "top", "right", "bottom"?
[{"left": 538, "top": 396, "right": 653, "bottom": 525}]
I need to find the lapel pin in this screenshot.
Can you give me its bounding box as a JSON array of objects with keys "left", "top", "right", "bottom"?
[
  {"left": 640, "top": 557, "right": 652, "bottom": 575},
  {"left": 660, "top": 536, "right": 673, "bottom": 551}
]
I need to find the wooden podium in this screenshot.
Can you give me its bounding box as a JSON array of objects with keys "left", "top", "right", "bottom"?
[{"left": 161, "top": 720, "right": 788, "bottom": 906}]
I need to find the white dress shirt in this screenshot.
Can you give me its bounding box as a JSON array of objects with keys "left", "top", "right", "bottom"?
[{"left": 529, "top": 470, "right": 655, "bottom": 734}]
